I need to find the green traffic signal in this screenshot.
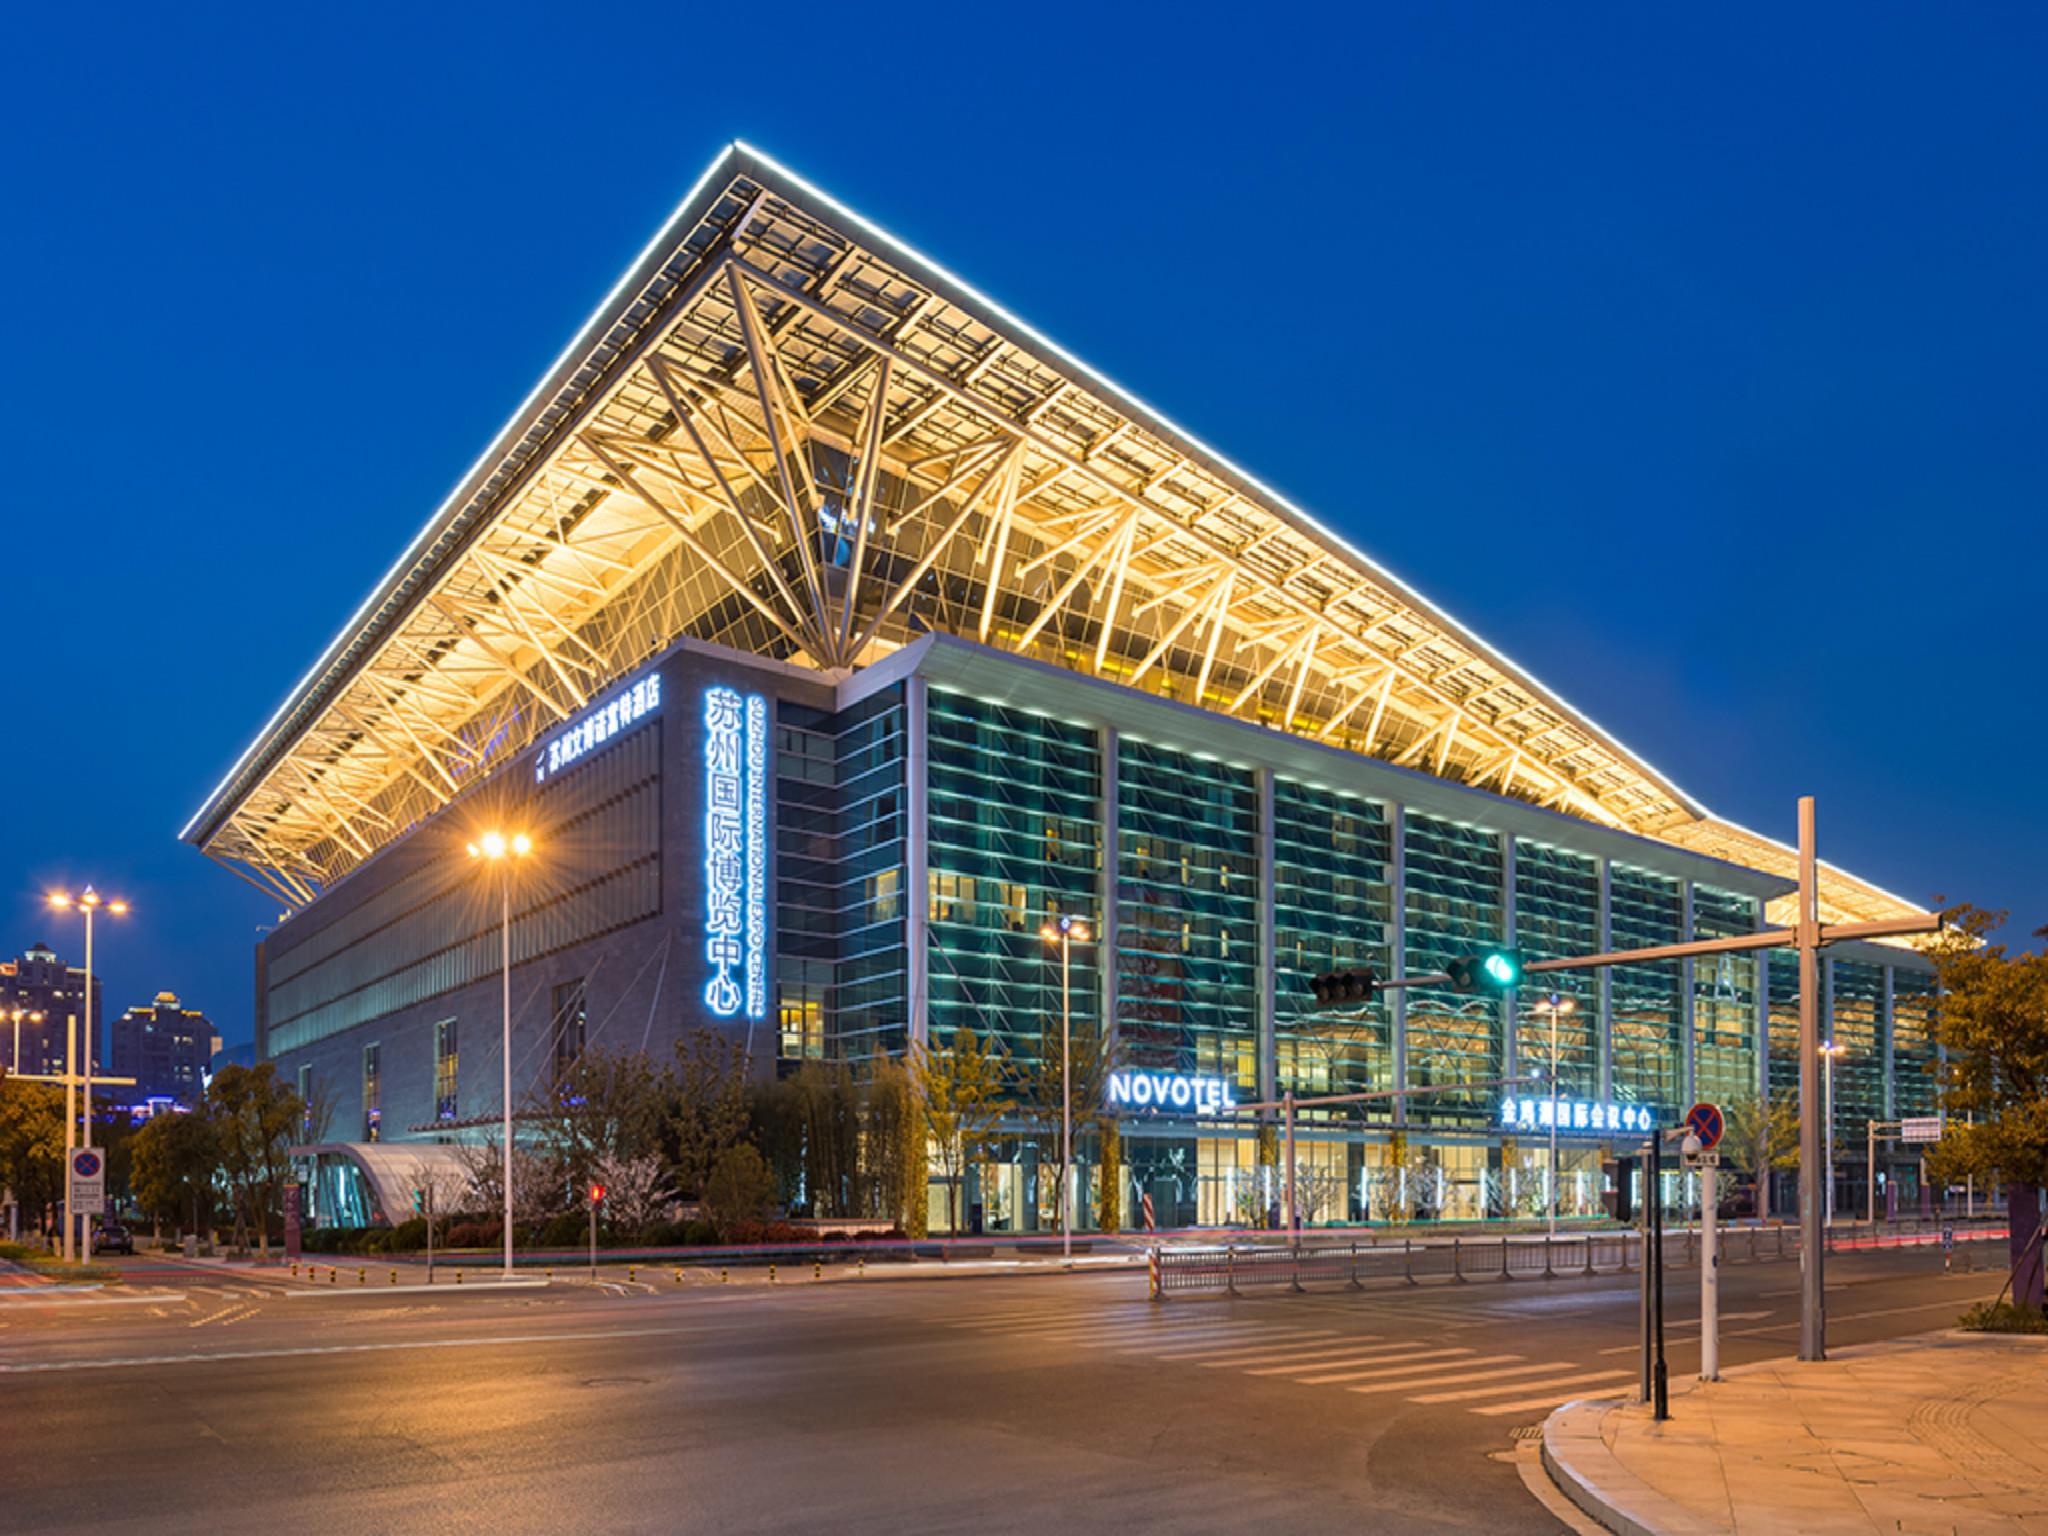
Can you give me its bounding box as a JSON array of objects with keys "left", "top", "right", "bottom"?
[
  {"left": 1482, "top": 951, "right": 1519, "bottom": 987},
  {"left": 1448, "top": 948, "right": 1522, "bottom": 993}
]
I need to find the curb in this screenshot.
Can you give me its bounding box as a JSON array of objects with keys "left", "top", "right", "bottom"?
[{"left": 1540, "top": 1398, "right": 1726, "bottom": 1536}]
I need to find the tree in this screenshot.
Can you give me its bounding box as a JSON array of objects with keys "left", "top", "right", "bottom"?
[
  {"left": 1098, "top": 1120, "right": 1122, "bottom": 1235},
  {"left": 703, "top": 1144, "right": 776, "bottom": 1237},
  {"left": 458, "top": 1138, "right": 560, "bottom": 1232},
  {"left": 207, "top": 1063, "right": 303, "bottom": 1255},
  {"left": 131, "top": 1109, "right": 220, "bottom": 1238},
  {"left": 0, "top": 1080, "right": 66, "bottom": 1237},
  {"left": 912, "top": 1028, "right": 1008, "bottom": 1234},
  {"left": 1024, "top": 1009, "right": 1119, "bottom": 1234},
  {"left": 1924, "top": 906, "right": 2048, "bottom": 1310},
  {"left": 534, "top": 1046, "right": 672, "bottom": 1193},
  {"left": 1722, "top": 1091, "right": 1799, "bottom": 1221},
  {"left": 669, "top": 1029, "right": 751, "bottom": 1201},
  {"left": 591, "top": 1150, "right": 672, "bottom": 1233}
]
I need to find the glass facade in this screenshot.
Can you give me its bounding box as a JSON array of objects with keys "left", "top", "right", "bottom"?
[
  {"left": 1892, "top": 969, "right": 1939, "bottom": 1118},
  {"left": 1829, "top": 958, "right": 1887, "bottom": 1163},
  {"left": 1272, "top": 780, "right": 1394, "bottom": 1106},
  {"left": 1512, "top": 841, "right": 1600, "bottom": 1100},
  {"left": 1114, "top": 740, "right": 1259, "bottom": 1087},
  {"left": 1608, "top": 863, "right": 1682, "bottom": 1111},
  {"left": 925, "top": 692, "right": 1102, "bottom": 1068},
  {"left": 1691, "top": 885, "right": 1760, "bottom": 1109},
  {"left": 1403, "top": 814, "right": 1504, "bottom": 1126}
]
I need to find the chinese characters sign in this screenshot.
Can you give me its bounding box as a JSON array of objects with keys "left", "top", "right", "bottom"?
[
  {"left": 534, "top": 673, "right": 662, "bottom": 783},
  {"left": 703, "top": 685, "right": 768, "bottom": 1021},
  {"left": 1499, "top": 1096, "right": 1658, "bottom": 1137}
]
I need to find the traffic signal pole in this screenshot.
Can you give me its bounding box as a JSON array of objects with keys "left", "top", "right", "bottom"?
[{"left": 1307, "top": 797, "right": 1941, "bottom": 1366}]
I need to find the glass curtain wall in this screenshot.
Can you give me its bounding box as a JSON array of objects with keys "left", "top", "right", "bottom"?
[
  {"left": 924, "top": 691, "right": 1102, "bottom": 1070},
  {"left": 1830, "top": 959, "right": 1887, "bottom": 1208},
  {"left": 1115, "top": 742, "right": 1259, "bottom": 1088},
  {"left": 1691, "top": 885, "right": 1760, "bottom": 1110},
  {"left": 1609, "top": 864, "right": 1682, "bottom": 1112},
  {"left": 1512, "top": 841, "right": 1600, "bottom": 1099},
  {"left": 1891, "top": 969, "right": 1939, "bottom": 1119},
  {"left": 1403, "top": 814, "right": 1505, "bottom": 1127},
  {"left": 1272, "top": 780, "right": 1393, "bottom": 1109}
]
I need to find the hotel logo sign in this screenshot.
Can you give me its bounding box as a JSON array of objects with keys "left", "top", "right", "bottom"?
[
  {"left": 1106, "top": 1071, "right": 1241, "bottom": 1116},
  {"left": 534, "top": 673, "right": 662, "bottom": 783}
]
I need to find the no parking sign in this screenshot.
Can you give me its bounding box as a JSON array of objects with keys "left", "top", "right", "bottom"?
[{"left": 69, "top": 1148, "right": 106, "bottom": 1216}]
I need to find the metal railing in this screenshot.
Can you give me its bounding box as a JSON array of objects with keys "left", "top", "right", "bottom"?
[{"left": 1150, "top": 1216, "right": 2005, "bottom": 1298}]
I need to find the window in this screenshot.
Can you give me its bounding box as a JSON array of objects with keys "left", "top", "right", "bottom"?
[
  {"left": 868, "top": 867, "right": 901, "bottom": 922},
  {"left": 551, "top": 979, "right": 587, "bottom": 1081},
  {"left": 434, "top": 1019, "right": 458, "bottom": 1122},
  {"left": 929, "top": 872, "right": 976, "bottom": 924},
  {"left": 363, "top": 1043, "right": 381, "bottom": 1142}
]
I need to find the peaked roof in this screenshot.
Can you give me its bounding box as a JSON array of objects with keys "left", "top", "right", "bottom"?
[{"left": 181, "top": 142, "right": 1926, "bottom": 929}]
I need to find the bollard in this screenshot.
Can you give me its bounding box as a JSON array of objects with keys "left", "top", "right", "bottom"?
[
  {"left": 1225, "top": 1244, "right": 1237, "bottom": 1297},
  {"left": 358, "top": 1267, "right": 366, "bottom": 1285},
  {"left": 814, "top": 1260, "right": 822, "bottom": 1281},
  {"left": 1349, "top": 1241, "right": 1362, "bottom": 1291},
  {"left": 1404, "top": 1237, "right": 1415, "bottom": 1285},
  {"left": 1501, "top": 1236, "right": 1511, "bottom": 1281},
  {"left": 1582, "top": 1235, "right": 1596, "bottom": 1278},
  {"left": 720, "top": 1267, "right": 728, "bottom": 1284},
  {"left": 329, "top": 1266, "right": 338, "bottom": 1285},
  {"left": 456, "top": 1270, "right": 464, "bottom": 1285},
  {"left": 1453, "top": 1236, "right": 1466, "bottom": 1283},
  {"left": 858, "top": 1257, "right": 866, "bottom": 1279},
  {"left": 674, "top": 1268, "right": 683, "bottom": 1284},
  {"left": 290, "top": 1262, "right": 298, "bottom": 1280},
  {"left": 769, "top": 1264, "right": 777, "bottom": 1284},
  {"left": 389, "top": 1269, "right": 397, "bottom": 1286},
  {"left": 628, "top": 1266, "right": 636, "bottom": 1284}
]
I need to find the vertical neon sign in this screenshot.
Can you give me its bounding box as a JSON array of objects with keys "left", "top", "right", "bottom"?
[{"left": 703, "top": 685, "right": 768, "bottom": 1021}]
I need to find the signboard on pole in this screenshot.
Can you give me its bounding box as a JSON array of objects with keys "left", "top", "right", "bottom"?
[
  {"left": 1684, "top": 1102, "right": 1724, "bottom": 1153},
  {"left": 283, "top": 1182, "right": 303, "bottom": 1263},
  {"left": 1900, "top": 1116, "right": 1944, "bottom": 1144},
  {"left": 69, "top": 1148, "right": 106, "bottom": 1217}
]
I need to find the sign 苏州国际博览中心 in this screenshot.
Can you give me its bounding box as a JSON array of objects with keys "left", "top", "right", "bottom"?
[
  {"left": 1106, "top": 1072, "right": 1240, "bottom": 1116},
  {"left": 1501, "top": 1096, "right": 1658, "bottom": 1137},
  {"left": 702, "top": 685, "right": 768, "bottom": 1023}
]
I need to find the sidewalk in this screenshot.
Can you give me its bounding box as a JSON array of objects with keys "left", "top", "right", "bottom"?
[{"left": 1542, "top": 1331, "right": 2048, "bottom": 1534}]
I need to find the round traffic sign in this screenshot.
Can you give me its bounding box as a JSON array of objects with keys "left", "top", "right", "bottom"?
[
  {"left": 1684, "top": 1102, "right": 1724, "bottom": 1152},
  {"left": 71, "top": 1149, "right": 103, "bottom": 1179}
]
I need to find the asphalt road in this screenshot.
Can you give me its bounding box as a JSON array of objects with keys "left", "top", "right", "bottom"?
[{"left": 0, "top": 1239, "right": 2004, "bottom": 1535}]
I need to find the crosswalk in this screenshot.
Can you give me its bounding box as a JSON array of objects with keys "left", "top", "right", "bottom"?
[{"left": 944, "top": 1304, "right": 1633, "bottom": 1419}]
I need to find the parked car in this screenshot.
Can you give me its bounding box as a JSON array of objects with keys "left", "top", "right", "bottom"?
[{"left": 93, "top": 1221, "right": 134, "bottom": 1255}]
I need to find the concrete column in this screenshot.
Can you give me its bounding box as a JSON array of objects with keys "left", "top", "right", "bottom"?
[
  {"left": 1680, "top": 880, "right": 1696, "bottom": 1109},
  {"left": 1255, "top": 767, "right": 1277, "bottom": 1104},
  {"left": 1390, "top": 803, "right": 1408, "bottom": 1128},
  {"left": 1596, "top": 858, "right": 1613, "bottom": 1102},
  {"left": 905, "top": 676, "right": 929, "bottom": 1050},
  {"left": 1099, "top": 726, "right": 1120, "bottom": 1054}
]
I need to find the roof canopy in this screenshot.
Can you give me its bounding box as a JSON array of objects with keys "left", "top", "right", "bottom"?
[{"left": 183, "top": 144, "right": 1925, "bottom": 930}]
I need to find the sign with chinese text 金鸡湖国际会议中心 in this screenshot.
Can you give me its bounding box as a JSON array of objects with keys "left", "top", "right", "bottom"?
[
  {"left": 702, "top": 685, "right": 768, "bottom": 1023},
  {"left": 1501, "top": 1096, "right": 1659, "bottom": 1138},
  {"left": 1105, "top": 1072, "right": 1241, "bottom": 1116},
  {"left": 534, "top": 673, "right": 662, "bottom": 784}
]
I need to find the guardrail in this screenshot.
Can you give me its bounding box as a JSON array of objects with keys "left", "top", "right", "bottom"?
[{"left": 1150, "top": 1217, "right": 2007, "bottom": 1298}]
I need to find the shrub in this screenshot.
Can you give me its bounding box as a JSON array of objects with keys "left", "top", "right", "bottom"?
[
  {"left": 1959, "top": 1300, "right": 2048, "bottom": 1334},
  {"left": 444, "top": 1221, "right": 501, "bottom": 1250},
  {"left": 540, "top": 1212, "right": 587, "bottom": 1249},
  {"left": 636, "top": 1219, "right": 692, "bottom": 1247},
  {"left": 704, "top": 1145, "right": 776, "bottom": 1238},
  {"left": 384, "top": 1218, "right": 428, "bottom": 1252},
  {"left": 682, "top": 1219, "right": 718, "bottom": 1247}
]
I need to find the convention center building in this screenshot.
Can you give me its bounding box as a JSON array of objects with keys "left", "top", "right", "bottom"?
[{"left": 183, "top": 144, "right": 1939, "bottom": 1230}]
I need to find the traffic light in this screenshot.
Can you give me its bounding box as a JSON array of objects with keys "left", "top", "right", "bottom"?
[
  {"left": 589, "top": 1183, "right": 607, "bottom": 1205},
  {"left": 1447, "top": 948, "right": 1521, "bottom": 993},
  {"left": 411, "top": 1188, "right": 424, "bottom": 1215},
  {"left": 1311, "top": 967, "right": 1379, "bottom": 1007},
  {"left": 1600, "top": 1158, "right": 1634, "bottom": 1224}
]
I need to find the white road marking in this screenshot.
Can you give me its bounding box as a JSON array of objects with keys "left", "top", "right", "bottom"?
[
  {"left": 0, "top": 1324, "right": 695, "bottom": 1374},
  {"left": 1408, "top": 1361, "right": 1622, "bottom": 1401},
  {"left": 1154, "top": 1333, "right": 1349, "bottom": 1363},
  {"left": 1413, "top": 1368, "right": 1636, "bottom": 1406},
  {"left": 1300, "top": 1352, "right": 1515, "bottom": 1386},
  {"left": 1242, "top": 1345, "right": 1460, "bottom": 1377},
  {"left": 1470, "top": 1374, "right": 1638, "bottom": 1415}
]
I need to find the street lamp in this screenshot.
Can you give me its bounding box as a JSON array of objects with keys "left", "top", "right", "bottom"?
[
  {"left": 6, "top": 1007, "right": 45, "bottom": 1076},
  {"left": 1532, "top": 992, "right": 1577, "bottom": 1238},
  {"left": 466, "top": 831, "right": 532, "bottom": 1279},
  {"left": 1818, "top": 1039, "right": 1846, "bottom": 1227},
  {"left": 47, "top": 887, "right": 128, "bottom": 1262},
  {"left": 1039, "top": 913, "right": 1091, "bottom": 1264}
]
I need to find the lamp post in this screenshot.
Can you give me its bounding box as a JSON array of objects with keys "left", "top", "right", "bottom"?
[
  {"left": 1039, "top": 913, "right": 1091, "bottom": 1264},
  {"left": 466, "top": 831, "right": 531, "bottom": 1280},
  {"left": 46, "top": 888, "right": 127, "bottom": 1262},
  {"left": 1818, "top": 1039, "right": 1846, "bottom": 1228},
  {"left": 1532, "top": 992, "right": 1577, "bottom": 1238},
  {"left": 7, "top": 1007, "right": 45, "bottom": 1076}
]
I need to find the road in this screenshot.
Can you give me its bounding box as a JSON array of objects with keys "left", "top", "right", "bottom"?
[{"left": 0, "top": 1239, "right": 2003, "bottom": 1534}]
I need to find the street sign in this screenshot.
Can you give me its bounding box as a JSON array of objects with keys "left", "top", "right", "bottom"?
[
  {"left": 69, "top": 1148, "right": 106, "bottom": 1217},
  {"left": 1684, "top": 1102, "right": 1724, "bottom": 1153},
  {"left": 1901, "top": 1116, "right": 1944, "bottom": 1144}
]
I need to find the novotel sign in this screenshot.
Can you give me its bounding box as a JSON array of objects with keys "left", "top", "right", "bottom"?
[
  {"left": 1501, "top": 1096, "right": 1659, "bottom": 1137},
  {"left": 1105, "top": 1071, "right": 1241, "bottom": 1115}
]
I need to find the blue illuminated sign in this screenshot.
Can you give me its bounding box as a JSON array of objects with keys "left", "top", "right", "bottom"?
[
  {"left": 702, "top": 685, "right": 768, "bottom": 1021},
  {"left": 1501, "top": 1095, "right": 1658, "bottom": 1137},
  {"left": 534, "top": 673, "right": 662, "bottom": 783}
]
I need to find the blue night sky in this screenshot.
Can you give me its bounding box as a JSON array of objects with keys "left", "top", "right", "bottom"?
[{"left": 3, "top": 6, "right": 2041, "bottom": 1047}]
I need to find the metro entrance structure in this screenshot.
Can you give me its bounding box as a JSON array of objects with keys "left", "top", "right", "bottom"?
[{"left": 182, "top": 142, "right": 1942, "bottom": 1235}]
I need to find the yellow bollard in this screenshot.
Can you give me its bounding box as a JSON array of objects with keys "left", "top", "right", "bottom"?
[
  {"left": 769, "top": 1264, "right": 776, "bottom": 1285},
  {"left": 456, "top": 1269, "right": 464, "bottom": 1285},
  {"left": 358, "top": 1267, "right": 366, "bottom": 1285},
  {"left": 290, "top": 1262, "right": 298, "bottom": 1280},
  {"left": 546, "top": 1268, "right": 553, "bottom": 1282},
  {"left": 673, "top": 1268, "right": 682, "bottom": 1285},
  {"left": 858, "top": 1257, "right": 866, "bottom": 1279},
  {"left": 389, "top": 1269, "right": 397, "bottom": 1286},
  {"left": 329, "top": 1267, "right": 337, "bottom": 1285},
  {"left": 720, "top": 1267, "right": 728, "bottom": 1284},
  {"left": 628, "top": 1266, "right": 636, "bottom": 1284},
  {"left": 814, "top": 1260, "right": 822, "bottom": 1281}
]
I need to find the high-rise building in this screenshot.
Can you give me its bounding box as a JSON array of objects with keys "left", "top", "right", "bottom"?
[
  {"left": 1, "top": 942, "right": 99, "bottom": 1079},
  {"left": 108, "top": 991, "right": 216, "bottom": 1106}
]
